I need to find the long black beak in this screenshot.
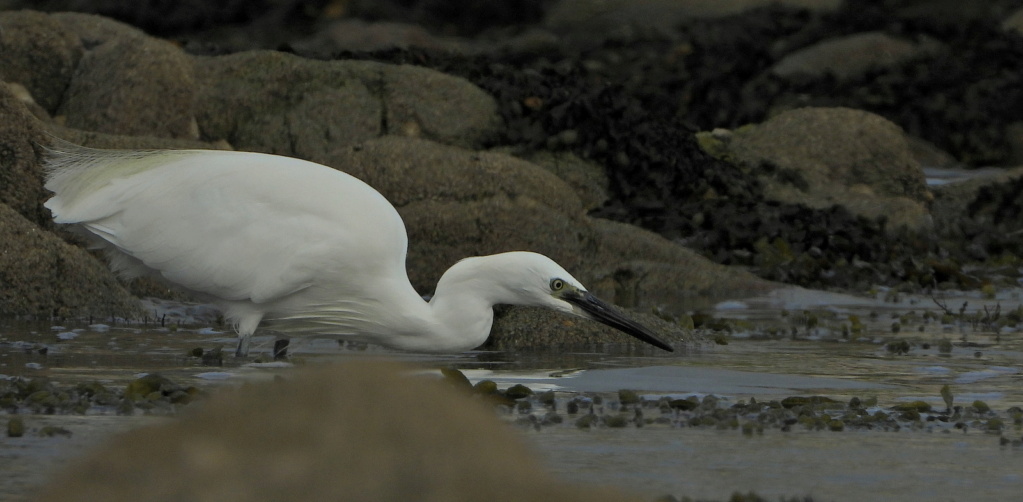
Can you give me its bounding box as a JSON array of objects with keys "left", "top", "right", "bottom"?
[{"left": 562, "top": 290, "right": 674, "bottom": 352}]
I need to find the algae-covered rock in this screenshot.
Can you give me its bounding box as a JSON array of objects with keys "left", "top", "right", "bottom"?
[
  {"left": 0, "top": 202, "right": 142, "bottom": 319},
  {"left": 575, "top": 414, "right": 598, "bottom": 429},
  {"left": 537, "top": 391, "right": 556, "bottom": 406},
  {"left": 972, "top": 400, "right": 992, "bottom": 414},
  {"left": 472, "top": 380, "right": 498, "bottom": 395},
  {"left": 193, "top": 51, "right": 499, "bottom": 159},
  {"left": 780, "top": 396, "right": 842, "bottom": 409},
  {"left": 503, "top": 384, "right": 534, "bottom": 400},
  {"left": 439, "top": 368, "right": 472, "bottom": 390},
  {"left": 124, "top": 374, "right": 176, "bottom": 402},
  {"left": 724, "top": 107, "right": 932, "bottom": 233},
  {"left": 38, "top": 425, "right": 72, "bottom": 437},
  {"left": 603, "top": 414, "right": 629, "bottom": 428},
  {"left": 52, "top": 13, "right": 198, "bottom": 140},
  {"left": 669, "top": 398, "right": 699, "bottom": 411},
  {"left": 617, "top": 389, "right": 640, "bottom": 405},
  {"left": 770, "top": 32, "right": 942, "bottom": 81},
  {"left": 7, "top": 417, "right": 25, "bottom": 438},
  {"left": 892, "top": 401, "right": 932, "bottom": 413}
]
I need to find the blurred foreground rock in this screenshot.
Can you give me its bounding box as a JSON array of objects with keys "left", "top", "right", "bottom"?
[{"left": 31, "top": 361, "right": 644, "bottom": 502}]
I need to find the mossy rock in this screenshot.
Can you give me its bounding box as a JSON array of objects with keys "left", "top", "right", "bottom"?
[
  {"left": 892, "top": 401, "right": 932, "bottom": 413},
  {"left": 617, "top": 389, "right": 640, "bottom": 405},
  {"left": 780, "top": 396, "right": 842, "bottom": 409},
  {"left": 503, "top": 384, "right": 534, "bottom": 400},
  {"left": 124, "top": 374, "right": 176, "bottom": 402}
]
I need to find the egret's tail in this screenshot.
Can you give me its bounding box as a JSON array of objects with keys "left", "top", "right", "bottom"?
[{"left": 42, "top": 140, "right": 189, "bottom": 223}]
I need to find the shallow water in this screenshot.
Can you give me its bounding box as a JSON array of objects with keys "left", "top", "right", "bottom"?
[
  {"left": 534, "top": 428, "right": 1023, "bottom": 501},
  {"left": 2, "top": 287, "right": 1023, "bottom": 501}
]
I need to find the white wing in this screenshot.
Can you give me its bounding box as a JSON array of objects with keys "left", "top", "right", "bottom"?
[{"left": 44, "top": 146, "right": 408, "bottom": 305}]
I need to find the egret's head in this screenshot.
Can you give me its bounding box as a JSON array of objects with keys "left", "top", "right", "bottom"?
[{"left": 459, "top": 252, "right": 673, "bottom": 352}]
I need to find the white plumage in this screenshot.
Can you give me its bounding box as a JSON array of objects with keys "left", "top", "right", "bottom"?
[{"left": 43, "top": 142, "right": 672, "bottom": 355}]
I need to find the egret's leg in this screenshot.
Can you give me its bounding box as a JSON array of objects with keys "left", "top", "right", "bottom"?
[
  {"left": 232, "top": 311, "right": 263, "bottom": 358},
  {"left": 235, "top": 334, "right": 252, "bottom": 358}
]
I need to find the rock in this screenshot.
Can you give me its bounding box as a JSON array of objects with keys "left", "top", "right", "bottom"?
[
  {"left": 545, "top": 0, "right": 842, "bottom": 48},
  {"left": 0, "top": 202, "right": 140, "bottom": 318},
  {"left": 0, "top": 10, "right": 82, "bottom": 113},
  {"left": 503, "top": 384, "right": 534, "bottom": 400},
  {"left": 290, "top": 19, "right": 468, "bottom": 55},
  {"left": 34, "top": 362, "right": 643, "bottom": 502},
  {"left": 193, "top": 51, "right": 499, "bottom": 159},
  {"left": 124, "top": 373, "right": 177, "bottom": 401},
  {"left": 1004, "top": 7, "right": 1023, "bottom": 34},
  {"left": 1005, "top": 121, "right": 1023, "bottom": 166},
  {"left": 929, "top": 165, "right": 1023, "bottom": 238},
  {"left": 518, "top": 150, "right": 611, "bottom": 211},
  {"left": 907, "top": 136, "right": 963, "bottom": 169},
  {"left": 381, "top": 63, "right": 500, "bottom": 148},
  {"left": 589, "top": 218, "right": 775, "bottom": 312},
  {"left": 618, "top": 389, "right": 640, "bottom": 405},
  {"left": 51, "top": 13, "right": 198, "bottom": 139},
  {"left": 0, "top": 83, "right": 50, "bottom": 225},
  {"left": 723, "top": 107, "right": 933, "bottom": 232},
  {"left": 770, "top": 32, "right": 943, "bottom": 81},
  {"left": 7, "top": 417, "right": 25, "bottom": 438},
  {"left": 192, "top": 51, "right": 380, "bottom": 158}
]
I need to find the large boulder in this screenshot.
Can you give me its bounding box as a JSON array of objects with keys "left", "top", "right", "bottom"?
[
  {"left": 51, "top": 13, "right": 199, "bottom": 139},
  {"left": 0, "top": 82, "right": 49, "bottom": 226},
  {"left": 0, "top": 10, "right": 82, "bottom": 113},
  {"left": 193, "top": 50, "right": 501, "bottom": 160},
  {"left": 770, "top": 32, "right": 943, "bottom": 81},
  {"left": 544, "top": 0, "right": 842, "bottom": 47},
  {"left": 0, "top": 202, "right": 140, "bottom": 318},
  {"left": 711, "top": 107, "right": 933, "bottom": 232}
]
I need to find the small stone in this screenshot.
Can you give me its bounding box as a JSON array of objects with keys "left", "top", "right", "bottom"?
[
  {"left": 566, "top": 400, "right": 579, "bottom": 415},
  {"left": 618, "top": 389, "right": 640, "bottom": 405},
  {"left": 537, "top": 390, "right": 556, "bottom": 406},
  {"left": 7, "top": 417, "right": 24, "bottom": 438},
  {"left": 669, "top": 398, "right": 698, "bottom": 411},
  {"left": 604, "top": 414, "right": 629, "bottom": 428},
  {"left": 37, "top": 425, "right": 72, "bottom": 437},
  {"left": 201, "top": 347, "right": 223, "bottom": 366},
  {"left": 892, "top": 401, "right": 932, "bottom": 413},
  {"left": 125, "top": 374, "right": 176, "bottom": 402},
  {"left": 439, "top": 368, "right": 471, "bottom": 390},
  {"left": 472, "top": 380, "right": 498, "bottom": 395},
  {"left": 575, "top": 414, "right": 598, "bottom": 429},
  {"left": 503, "top": 384, "right": 533, "bottom": 400}
]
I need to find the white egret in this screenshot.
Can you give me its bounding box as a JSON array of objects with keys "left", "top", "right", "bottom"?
[{"left": 42, "top": 141, "right": 673, "bottom": 356}]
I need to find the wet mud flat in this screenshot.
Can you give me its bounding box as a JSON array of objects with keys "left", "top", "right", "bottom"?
[{"left": 2, "top": 289, "right": 1023, "bottom": 501}]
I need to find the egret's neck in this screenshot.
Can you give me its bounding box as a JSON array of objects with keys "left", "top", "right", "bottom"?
[
  {"left": 271, "top": 257, "right": 533, "bottom": 353},
  {"left": 382, "top": 258, "right": 518, "bottom": 353}
]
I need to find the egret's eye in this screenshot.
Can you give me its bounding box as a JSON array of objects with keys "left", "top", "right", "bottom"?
[{"left": 550, "top": 278, "right": 565, "bottom": 291}]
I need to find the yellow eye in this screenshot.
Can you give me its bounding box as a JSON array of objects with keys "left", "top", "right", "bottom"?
[{"left": 550, "top": 279, "right": 565, "bottom": 291}]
